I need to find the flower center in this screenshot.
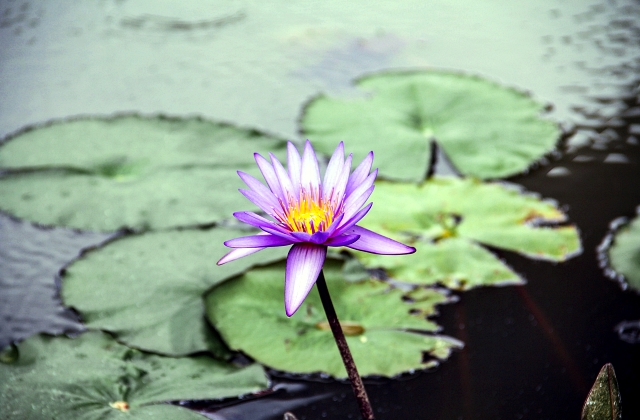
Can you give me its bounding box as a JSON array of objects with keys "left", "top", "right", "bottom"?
[{"left": 282, "top": 188, "right": 339, "bottom": 233}]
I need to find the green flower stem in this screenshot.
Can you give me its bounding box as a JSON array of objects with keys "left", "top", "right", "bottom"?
[{"left": 315, "top": 270, "right": 375, "bottom": 420}]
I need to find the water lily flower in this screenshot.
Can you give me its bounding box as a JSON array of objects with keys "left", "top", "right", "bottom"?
[{"left": 218, "top": 140, "right": 415, "bottom": 316}]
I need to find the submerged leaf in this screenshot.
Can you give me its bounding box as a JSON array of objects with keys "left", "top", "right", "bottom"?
[
  {"left": 581, "top": 363, "right": 622, "bottom": 420},
  {"left": 608, "top": 209, "right": 640, "bottom": 292},
  {"left": 0, "top": 115, "right": 286, "bottom": 231},
  {"left": 0, "top": 332, "right": 269, "bottom": 420},
  {"left": 301, "top": 71, "right": 560, "bottom": 181},
  {"left": 205, "top": 259, "right": 462, "bottom": 378},
  {"left": 354, "top": 177, "right": 581, "bottom": 289},
  {"left": 62, "top": 228, "right": 287, "bottom": 357}
]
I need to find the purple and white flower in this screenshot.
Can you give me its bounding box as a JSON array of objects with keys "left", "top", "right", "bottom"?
[{"left": 218, "top": 140, "right": 415, "bottom": 316}]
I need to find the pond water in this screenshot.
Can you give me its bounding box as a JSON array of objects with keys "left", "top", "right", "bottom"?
[{"left": 1, "top": 1, "right": 639, "bottom": 419}]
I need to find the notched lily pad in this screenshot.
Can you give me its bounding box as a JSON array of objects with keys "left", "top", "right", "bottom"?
[
  {"left": 581, "top": 363, "right": 621, "bottom": 420},
  {"left": 205, "top": 259, "right": 462, "bottom": 378},
  {"left": 62, "top": 227, "right": 288, "bottom": 357},
  {"left": 607, "top": 208, "right": 640, "bottom": 293},
  {"left": 301, "top": 70, "right": 560, "bottom": 181},
  {"left": 353, "top": 177, "right": 581, "bottom": 289},
  {"left": 0, "top": 332, "right": 269, "bottom": 420},
  {"left": 0, "top": 115, "right": 286, "bottom": 231}
]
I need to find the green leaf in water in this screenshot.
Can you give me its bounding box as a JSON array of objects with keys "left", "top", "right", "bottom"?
[
  {"left": 581, "top": 363, "right": 622, "bottom": 420},
  {"left": 0, "top": 332, "right": 269, "bottom": 420},
  {"left": 353, "top": 177, "right": 581, "bottom": 289},
  {"left": 608, "top": 208, "right": 640, "bottom": 293},
  {"left": 367, "top": 238, "right": 520, "bottom": 289},
  {"left": 205, "top": 258, "right": 462, "bottom": 378},
  {"left": 0, "top": 115, "right": 286, "bottom": 231},
  {"left": 62, "top": 228, "right": 287, "bottom": 357},
  {"left": 301, "top": 70, "right": 560, "bottom": 181}
]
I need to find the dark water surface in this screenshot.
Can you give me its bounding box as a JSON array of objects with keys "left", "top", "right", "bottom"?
[
  {"left": 185, "top": 89, "right": 640, "bottom": 420},
  {"left": 1, "top": 1, "right": 640, "bottom": 419}
]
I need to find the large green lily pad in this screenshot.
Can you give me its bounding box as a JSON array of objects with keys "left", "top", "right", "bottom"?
[
  {"left": 0, "top": 115, "right": 286, "bottom": 231},
  {"left": 608, "top": 209, "right": 640, "bottom": 292},
  {"left": 354, "top": 177, "right": 581, "bottom": 289},
  {"left": 62, "top": 227, "right": 288, "bottom": 357},
  {"left": 301, "top": 71, "right": 560, "bottom": 181},
  {"left": 0, "top": 332, "right": 269, "bottom": 420},
  {"left": 205, "top": 259, "right": 462, "bottom": 378}
]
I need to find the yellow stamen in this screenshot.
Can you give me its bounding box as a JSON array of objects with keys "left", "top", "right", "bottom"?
[{"left": 281, "top": 188, "right": 339, "bottom": 233}]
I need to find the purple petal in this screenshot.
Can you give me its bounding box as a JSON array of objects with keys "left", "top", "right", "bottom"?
[
  {"left": 309, "top": 230, "right": 331, "bottom": 244},
  {"left": 322, "top": 142, "right": 345, "bottom": 198},
  {"left": 323, "top": 213, "right": 344, "bottom": 237},
  {"left": 288, "top": 216, "right": 343, "bottom": 244},
  {"left": 233, "top": 211, "right": 275, "bottom": 229},
  {"left": 300, "top": 140, "right": 321, "bottom": 192},
  {"left": 259, "top": 225, "right": 299, "bottom": 241},
  {"left": 343, "top": 170, "right": 376, "bottom": 217},
  {"left": 217, "top": 247, "right": 265, "bottom": 265},
  {"left": 270, "top": 153, "right": 297, "bottom": 203},
  {"left": 233, "top": 213, "right": 291, "bottom": 237},
  {"left": 225, "top": 234, "right": 293, "bottom": 248},
  {"left": 342, "top": 185, "right": 374, "bottom": 221},
  {"left": 239, "top": 189, "right": 279, "bottom": 216},
  {"left": 285, "top": 243, "right": 327, "bottom": 316},
  {"left": 345, "top": 226, "right": 416, "bottom": 255},
  {"left": 325, "top": 234, "right": 360, "bottom": 247},
  {"left": 346, "top": 151, "right": 374, "bottom": 196},
  {"left": 255, "top": 153, "right": 284, "bottom": 201},
  {"left": 237, "top": 171, "right": 279, "bottom": 204},
  {"left": 290, "top": 231, "right": 312, "bottom": 242},
  {"left": 287, "top": 142, "right": 302, "bottom": 197},
  {"left": 334, "top": 202, "right": 373, "bottom": 236}
]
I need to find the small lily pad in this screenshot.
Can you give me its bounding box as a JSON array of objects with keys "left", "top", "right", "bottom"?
[
  {"left": 608, "top": 209, "right": 640, "bottom": 292},
  {"left": 354, "top": 177, "right": 581, "bottom": 289},
  {"left": 0, "top": 115, "right": 286, "bottom": 231},
  {"left": 581, "top": 363, "right": 621, "bottom": 420},
  {"left": 0, "top": 332, "right": 269, "bottom": 420},
  {"left": 301, "top": 70, "right": 560, "bottom": 181},
  {"left": 62, "top": 228, "right": 288, "bottom": 357},
  {"left": 205, "top": 259, "right": 462, "bottom": 378}
]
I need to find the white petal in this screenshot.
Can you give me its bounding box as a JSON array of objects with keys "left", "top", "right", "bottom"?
[
  {"left": 322, "top": 142, "right": 345, "bottom": 198},
  {"left": 284, "top": 243, "right": 327, "bottom": 317},
  {"left": 300, "top": 140, "right": 321, "bottom": 193},
  {"left": 287, "top": 142, "right": 302, "bottom": 197}
]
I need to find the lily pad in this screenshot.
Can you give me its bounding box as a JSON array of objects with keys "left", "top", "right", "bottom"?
[
  {"left": 205, "top": 259, "right": 462, "bottom": 378},
  {"left": 370, "top": 238, "right": 521, "bottom": 289},
  {"left": 301, "top": 70, "right": 560, "bottom": 181},
  {"left": 0, "top": 331, "right": 269, "bottom": 420},
  {"left": 608, "top": 210, "right": 640, "bottom": 292},
  {"left": 62, "top": 227, "right": 288, "bottom": 357},
  {"left": 0, "top": 115, "right": 286, "bottom": 231},
  {"left": 353, "top": 177, "right": 581, "bottom": 289}
]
